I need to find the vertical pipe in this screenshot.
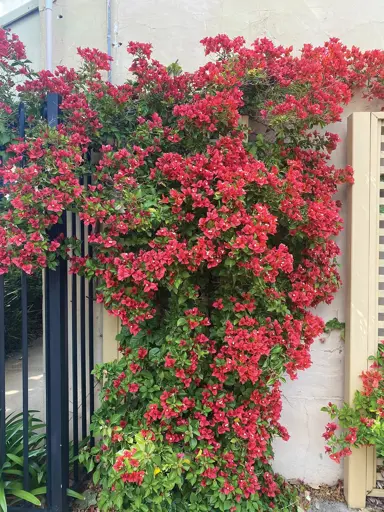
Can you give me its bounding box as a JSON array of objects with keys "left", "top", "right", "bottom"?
[
  {"left": 45, "top": 0, "right": 53, "bottom": 72},
  {"left": 0, "top": 276, "right": 5, "bottom": 470},
  {"left": 107, "top": 0, "right": 112, "bottom": 82},
  {"left": 71, "top": 212, "right": 79, "bottom": 482}
]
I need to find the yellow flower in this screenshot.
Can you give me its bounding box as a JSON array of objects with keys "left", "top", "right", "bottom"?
[{"left": 154, "top": 467, "right": 161, "bottom": 476}]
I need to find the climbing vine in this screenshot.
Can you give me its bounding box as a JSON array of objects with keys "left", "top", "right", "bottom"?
[
  {"left": 323, "top": 343, "right": 384, "bottom": 462},
  {"left": 1, "top": 29, "right": 384, "bottom": 511},
  {"left": 324, "top": 318, "right": 345, "bottom": 341}
]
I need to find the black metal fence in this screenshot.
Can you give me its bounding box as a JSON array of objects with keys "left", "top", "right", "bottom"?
[{"left": 0, "top": 93, "right": 96, "bottom": 511}]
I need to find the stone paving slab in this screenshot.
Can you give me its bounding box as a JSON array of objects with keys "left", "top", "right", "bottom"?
[{"left": 309, "top": 500, "right": 370, "bottom": 511}]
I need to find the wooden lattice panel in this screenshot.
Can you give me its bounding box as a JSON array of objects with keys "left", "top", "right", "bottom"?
[{"left": 368, "top": 122, "right": 384, "bottom": 498}]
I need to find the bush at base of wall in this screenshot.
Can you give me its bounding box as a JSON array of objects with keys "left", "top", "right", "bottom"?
[{"left": 323, "top": 343, "right": 384, "bottom": 463}]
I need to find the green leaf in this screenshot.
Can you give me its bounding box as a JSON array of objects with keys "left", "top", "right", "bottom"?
[
  {"left": 2, "top": 469, "right": 23, "bottom": 477},
  {"left": 10, "top": 489, "right": 41, "bottom": 506},
  {"left": 67, "top": 489, "right": 85, "bottom": 500},
  {"left": 0, "top": 481, "right": 7, "bottom": 512},
  {"left": 149, "top": 348, "right": 160, "bottom": 359},
  {"left": 30, "top": 486, "right": 47, "bottom": 496},
  {"left": 93, "top": 468, "right": 101, "bottom": 485},
  {"left": 6, "top": 453, "right": 23, "bottom": 466}
]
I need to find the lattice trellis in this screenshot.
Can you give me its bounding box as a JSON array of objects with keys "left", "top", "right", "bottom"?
[{"left": 368, "top": 122, "right": 384, "bottom": 499}]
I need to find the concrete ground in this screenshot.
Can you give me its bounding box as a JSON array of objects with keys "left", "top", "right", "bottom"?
[
  {"left": 309, "top": 500, "right": 374, "bottom": 511},
  {"left": 5, "top": 337, "right": 45, "bottom": 419},
  {"left": 4, "top": 338, "right": 93, "bottom": 437}
]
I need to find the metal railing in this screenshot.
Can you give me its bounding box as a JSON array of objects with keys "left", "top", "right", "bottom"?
[{"left": 0, "top": 93, "right": 96, "bottom": 512}]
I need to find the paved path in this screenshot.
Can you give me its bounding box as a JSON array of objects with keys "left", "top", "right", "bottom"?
[
  {"left": 5, "top": 337, "right": 45, "bottom": 419},
  {"left": 5, "top": 337, "right": 97, "bottom": 438},
  {"left": 309, "top": 500, "right": 372, "bottom": 511}
]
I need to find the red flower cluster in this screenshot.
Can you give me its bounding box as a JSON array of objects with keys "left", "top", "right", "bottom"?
[
  {"left": 323, "top": 346, "right": 384, "bottom": 465},
  {"left": 1, "top": 31, "right": 384, "bottom": 511},
  {"left": 113, "top": 449, "right": 145, "bottom": 485}
]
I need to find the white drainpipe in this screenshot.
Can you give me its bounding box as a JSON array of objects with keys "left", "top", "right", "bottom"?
[
  {"left": 107, "top": 0, "right": 112, "bottom": 82},
  {"left": 45, "top": 0, "right": 53, "bottom": 72}
]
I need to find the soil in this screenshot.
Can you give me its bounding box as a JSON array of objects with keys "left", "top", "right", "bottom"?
[
  {"left": 72, "top": 480, "right": 384, "bottom": 511},
  {"left": 290, "top": 479, "right": 383, "bottom": 511}
]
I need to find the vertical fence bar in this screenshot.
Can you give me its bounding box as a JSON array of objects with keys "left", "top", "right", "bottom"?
[
  {"left": 87, "top": 175, "right": 95, "bottom": 446},
  {"left": 0, "top": 133, "right": 4, "bottom": 470},
  {"left": 44, "top": 268, "right": 50, "bottom": 503},
  {"left": 45, "top": 92, "right": 69, "bottom": 512},
  {"left": 0, "top": 275, "right": 5, "bottom": 470},
  {"left": 71, "top": 212, "right": 79, "bottom": 482},
  {"left": 18, "top": 101, "right": 30, "bottom": 492},
  {"left": 79, "top": 192, "right": 87, "bottom": 440},
  {"left": 21, "top": 272, "right": 29, "bottom": 491},
  {"left": 88, "top": 252, "right": 94, "bottom": 438}
]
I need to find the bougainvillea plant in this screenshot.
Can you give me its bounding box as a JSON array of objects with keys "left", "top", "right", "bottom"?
[
  {"left": 1, "top": 27, "right": 384, "bottom": 511},
  {"left": 322, "top": 343, "right": 384, "bottom": 463}
]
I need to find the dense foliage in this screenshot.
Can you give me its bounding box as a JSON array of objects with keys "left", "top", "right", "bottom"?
[
  {"left": 1, "top": 412, "right": 46, "bottom": 511},
  {"left": 323, "top": 343, "right": 384, "bottom": 463},
  {"left": 0, "top": 30, "right": 42, "bottom": 354},
  {"left": 1, "top": 27, "right": 384, "bottom": 511},
  {"left": 0, "top": 411, "right": 85, "bottom": 511}
]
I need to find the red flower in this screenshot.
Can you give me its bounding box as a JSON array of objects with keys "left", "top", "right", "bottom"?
[
  {"left": 137, "top": 347, "right": 148, "bottom": 359},
  {"left": 129, "top": 383, "right": 139, "bottom": 393}
]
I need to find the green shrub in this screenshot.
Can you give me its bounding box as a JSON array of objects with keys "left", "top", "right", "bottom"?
[
  {"left": 0, "top": 411, "right": 46, "bottom": 510},
  {"left": 0, "top": 412, "right": 84, "bottom": 511}
]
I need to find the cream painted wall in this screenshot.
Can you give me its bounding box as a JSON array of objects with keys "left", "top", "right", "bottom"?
[
  {"left": 6, "top": 12, "right": 41, "bottom": 71},
  {"left": 274, "top": 96, "right": 381, "bottom": 485},
  {"left": 107, "top": 0, "right": 384, "bottom": 486},
  {"left": 0, "top": 1, "right": 40, "bottom": 71},
  {"left": 0, "top": 0, "right": 31, "bottom": 17},
  {"left": 2, "top": 0, "right": 384, "bottom": 487},
  {"left": 109, "top": 0, "right": 384, "bottom": 83}
]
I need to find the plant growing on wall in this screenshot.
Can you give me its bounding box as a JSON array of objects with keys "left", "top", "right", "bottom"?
[
  {"left": 322, "top": 343, "right": 384, "bottom": 462},
  {"left": 1, "top": 28, "right": 384, "bottom": 511},
  {"left": 0, "top": 30, "right": 42, "bottom": 354}
]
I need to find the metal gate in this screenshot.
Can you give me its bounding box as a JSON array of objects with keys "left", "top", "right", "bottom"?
[{"left": 0, "top": 93, "right": 97, "bottom": 511}]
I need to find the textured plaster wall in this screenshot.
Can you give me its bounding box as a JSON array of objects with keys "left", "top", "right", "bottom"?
[
  {"left": 108, "top": 0, "right": 384, "bottom": 486},
  {"left": 273, "top": 94, "right": 378, "bottom": 484},
  {"left": 2, "top": 0, "right": 384, "bottom": 486},
  {"left": 109, "top": 0, "right": 384, "bottom": 83},
  {"left": 0, "top": 0, "right": 31, "bottom": 17},
  {"left": 0, "top": 1, "right": 40, "bottom": 71},
  {"left": 3, "top": 12, "right": 40, "bottom": 71}
]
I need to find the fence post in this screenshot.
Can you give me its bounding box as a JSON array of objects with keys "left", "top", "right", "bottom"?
[
  {"left": 344, "top": 112, "right": 378, "bottom": 507},
  {"left": 45, "top": 92, "right": 69, "bottom": 512}
]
